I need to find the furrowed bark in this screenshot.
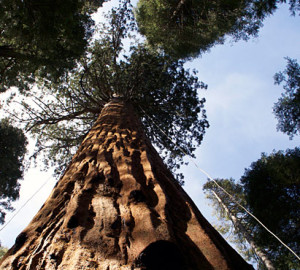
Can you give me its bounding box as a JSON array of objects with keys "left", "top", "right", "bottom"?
[{"left": 0, "top": 98, "right": 253, "bottom": 269}]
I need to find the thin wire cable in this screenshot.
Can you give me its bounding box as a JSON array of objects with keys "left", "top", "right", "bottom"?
[
  {"left": 0, "top": 175, "right": 54, "bottom": 232},
  {"left": 140, "top": 106, "right": 300, "bottom": 262}
]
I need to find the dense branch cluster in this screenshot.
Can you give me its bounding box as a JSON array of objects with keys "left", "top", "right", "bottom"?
[{"left": 7, "top": 2, "right": 208, "bottom": 181}]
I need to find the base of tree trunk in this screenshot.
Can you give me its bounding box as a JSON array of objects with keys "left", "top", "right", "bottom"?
[{"left": 0, "top": 99, "right": 253, "bottom": 269}]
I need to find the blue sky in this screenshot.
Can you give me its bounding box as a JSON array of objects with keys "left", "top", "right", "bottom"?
[
  {"left": 183, "top": 3, "right": 300, "bottom": 218},
  {"left": 0, "top": 1, "right": 299, "bottom": 266}
]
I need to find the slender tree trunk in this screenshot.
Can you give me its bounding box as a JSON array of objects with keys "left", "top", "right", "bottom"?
[
  {"left": 211, "top": 190, "right": 275, "bottom": 270},
  {"left": 0, "top": 98, "right": 253, "bottom": 270}
]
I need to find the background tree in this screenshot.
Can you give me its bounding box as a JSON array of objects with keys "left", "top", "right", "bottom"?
[
  {"left": 135, "top": 0, "right": 300, "bottom": 59},
  {"left": 204, "top": 148, "right": 300, "bottom": 269},
  {"left": 0, "top": 119, "right": 27, "bottom": 224},
  {"left": 241, "top": 147, "right": 300, "bottom": 269},
  {"left": 0, "top": 0, "right": 105, "bottom": 92},
  {"left": 273, "top": 57, "right": 300, "bottom": 138},
  {"left": 7, "top": 1, "right": 208, "bottom": 183},
  {"left": 203, "top": 179, "right": 274, "bottom": 269}
]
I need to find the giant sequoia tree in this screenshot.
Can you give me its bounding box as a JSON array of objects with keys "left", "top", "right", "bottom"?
[
  {"left": 9, "top": 3, "right": 209, "bottom": 182},
  {"left": 0, "top": 2, "right": 253, "bottom": 269},
  {"left": 0, "top": 0, "right": 105, "bottom": 92}
]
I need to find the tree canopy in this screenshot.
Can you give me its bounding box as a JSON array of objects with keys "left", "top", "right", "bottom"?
[
  {"left": 204, "top": 148, "right": 300, "bottom": 269},
  {"left": 241, "top": 148, "right": 300, "bottom": 268},
  {"left": 135, "top": 0, "right": 300, "bottom": 59},
  {"left": 273, "top": 57, "right": 300, "bottom": 138},
  {"left": 0, "top": 0, "right": 105, "bottom": 92},
  {"left": 7, "top": 2, "right": 209, "bottom": 183},
  {"left": 0, "top": 119, "right": 27, "bottom": 224}
]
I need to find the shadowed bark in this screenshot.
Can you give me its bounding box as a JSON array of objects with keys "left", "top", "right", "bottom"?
[{"left": 0, "top": 98, "right": 254, "bottom": 269}]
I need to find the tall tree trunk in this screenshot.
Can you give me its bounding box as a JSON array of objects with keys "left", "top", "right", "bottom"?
[
  {"left": 211, "top": 190, "right": 275, "bottom": 270},
  {"left": 0, "top": 98, "right": 253, "bottom": 270}
]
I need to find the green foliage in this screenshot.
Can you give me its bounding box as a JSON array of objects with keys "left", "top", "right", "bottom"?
[
  {"left": 204, "top": 148, "right": 300, "bottom": 269},
  {"left": 204, "top": 178, "right": 247, "bottom": 216},
  {"left": 8, "top": 2, "right": 208, "bottom": 183},
  {"left": 241, "top": 148, "right": 300, "bottom": 269},
  {"left": 0, "top": 0, "right": 105, "bottom": 92},
  {"left": 203, "top": 179, "right": 256, "bottom": 263},
  {"left": 135, "top": 0, "right": 300, "bottom": 59},
  {"left": 135, "top": 0, "right": 249, "bottom": 58},
  {"left": 274, "top": 57, "right": 300, "bottom": 138},
  {"left": 0, "top": 119, "right": 27, "bottom": 224}
]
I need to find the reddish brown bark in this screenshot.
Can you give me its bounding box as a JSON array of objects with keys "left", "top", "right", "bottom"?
[{"left": 0, "top": 98, "right": 253, "bottom": 269}]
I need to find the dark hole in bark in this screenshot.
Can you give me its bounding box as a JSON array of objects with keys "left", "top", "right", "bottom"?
[
  {"left": 150, "top": 210, "right": 161, "bottom": 228},
  {"left": 13, "top": 232, "right": 27, "bottom": 254},
  {"left": 107, "top": 177, "right": 114, "bottom": 186},
  {"left": 106, "top": 138, "right": 113, "bottom": 145},
  {"left": 111, "top": 218, "right": 121, "bottom": 230},
  {"left": 50, "top": 253, "right": 57, "bottom": 260},
  {"left": 116, "top": 140, "right": 121, "bottom": 149},
  {"left": 130, "top": 139, "right": 138, "bottom": 149},
  {"left": 67, "top": 215, "right": 79, "bottom": 229},
  {"left": 123, "top": 148, "right": 130, "bottom": 157},
  {"left": 88, "top": 156, "right": 97, "bottom": 165},
  {"left": 91, "top": 173, "right": 105, "bottom": 184},
  {"left": 129, "top": 190, "right": 146, "bottom": 203},
  {"left": 135, "top": 240, "right": 186, "bottom": 270},
  {"left": 108, "top": 217, "right": 121, "bottom": 237},
  {"left": 35, "top": 226, "right": 44, "bottom": 233},
  {"left": 50, "top": 250, "right": 64, "bottom": 266}
]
